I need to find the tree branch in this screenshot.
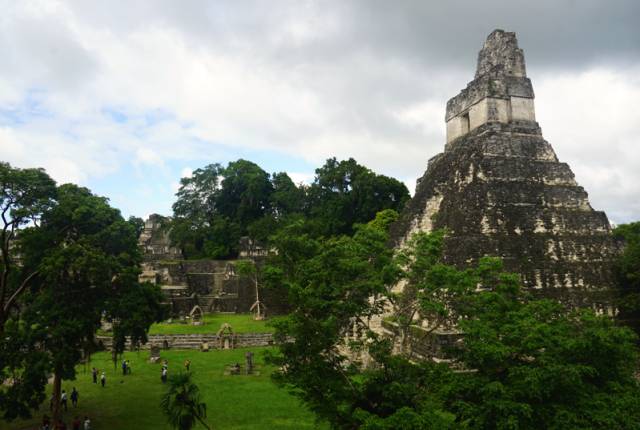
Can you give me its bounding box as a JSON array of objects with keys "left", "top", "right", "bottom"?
[{"left": 3, "top": 270, "right": 39, "bottom": 315}]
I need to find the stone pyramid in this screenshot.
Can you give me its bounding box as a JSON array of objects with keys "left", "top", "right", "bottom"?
[{"left": 390, "top": 30, "right": 619, "bottom": 309}]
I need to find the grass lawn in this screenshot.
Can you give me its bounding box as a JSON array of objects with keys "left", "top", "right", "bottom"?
[
  {"left": 1, "top": 348, "right": 325, "bottom": 430},
  {"left": 148, "top": 313, "right": 273, "bottom": 335}
]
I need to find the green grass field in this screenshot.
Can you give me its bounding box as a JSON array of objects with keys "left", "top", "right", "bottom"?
[
  {"left": 1, "top": 348, "right": 325, "bottom": 430},
  {"left": 148, "top": 313, "right": 273, "bottom": 335}
]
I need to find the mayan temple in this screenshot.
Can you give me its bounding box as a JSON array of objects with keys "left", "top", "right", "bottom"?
[{"left": 390, "top": 30, "right": 619, "bottom": 309}]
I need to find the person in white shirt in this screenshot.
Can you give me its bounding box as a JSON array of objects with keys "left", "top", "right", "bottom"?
[{"left": 60, "top": 390, "right": 68, "bottom": 411}]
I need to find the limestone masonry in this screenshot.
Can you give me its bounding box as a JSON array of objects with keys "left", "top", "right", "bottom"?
[{"left": 390, "top": 30, "right": 619, "bottom": 309}]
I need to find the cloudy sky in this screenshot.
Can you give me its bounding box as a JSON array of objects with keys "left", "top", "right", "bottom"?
[{"left": 1, "top": 0, "right": 639, "bottom": 223}]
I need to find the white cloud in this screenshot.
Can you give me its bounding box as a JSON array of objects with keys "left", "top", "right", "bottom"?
[
  {"left": 180, "top": 167, "right": 194, "bottom": 179},
  {"left": 535, "top": 67, "right": 640, "bottom": 223},
  {"left": 135, "top": 147, "right": 164, "bottom": 167},
  {"left": 287, "top": 172, "right": 314, "bottom": 185},
  {"left": 0, "top": 1, "right": 638, "bottom": 222}
]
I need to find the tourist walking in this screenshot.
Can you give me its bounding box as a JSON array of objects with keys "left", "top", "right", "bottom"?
[
  {"left": 100, "top": 371, "right": 106, "bottom": 387},
  {"left": 184, "top": 359, "right": 191, "bottom": 371},
  {"left": 91, "top": 367, "right": 97, "bottom": 384},
  {"left": 60, "top": 390, "right": 68, "bottom": 411},
  {"left": 70, "top": 387, "right": 79, "bottom": 407},
  {"left": 161, "top": 366, "right": 168, "bottom": 383},
  {"left": 121, "top": 359, "right": 127, "bottom": 375},
  {"left": 83, "top": 416, "right": 91, "bottom": 430}
]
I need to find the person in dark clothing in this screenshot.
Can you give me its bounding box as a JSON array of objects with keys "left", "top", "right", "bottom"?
[
  {"left": 42, "top": 414, "right": 51, "bottom": 430},
  {"left": 100, "top": 371, "right": 106, "bottom": 387},
  {"left": 71, "top": 416, "right": 81, "bottom": 430},
  {"left": 70, "top": 387, "right": 79, "bottom": 407},
  {"left": 91, "top": 367, "right": 97, "bottom": 384},
  {"left": 121, "top": 359, "right": 127, "bottom": 375}
]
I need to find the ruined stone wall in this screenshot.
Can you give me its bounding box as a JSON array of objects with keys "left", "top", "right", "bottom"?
[
  {"left": 97, "top": 333, "right": 274, "bottom": 350},
  {"left": 445, "top": 30, "right": 535, "bottom": 143}
]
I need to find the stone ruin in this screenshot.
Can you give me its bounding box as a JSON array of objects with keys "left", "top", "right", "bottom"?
[
  {"left": 390, "top": 30, "right": 619, "bottom": 311},
  {"left": 137, "top": 214, "right": 287, "bottom": 317}
]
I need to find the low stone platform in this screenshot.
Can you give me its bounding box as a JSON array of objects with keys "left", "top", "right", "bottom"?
[{"left": 97, "top": 333, "right": 274, "bottom": 350}]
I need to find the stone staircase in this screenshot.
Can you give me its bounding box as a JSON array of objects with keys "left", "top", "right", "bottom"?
[{"left": 97, "top": 333, "right": 274, "bottom": 350}]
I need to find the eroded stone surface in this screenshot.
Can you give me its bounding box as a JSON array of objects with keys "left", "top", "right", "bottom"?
[{"left": 391, "top": 30, "right": 619, "bottom": 310}]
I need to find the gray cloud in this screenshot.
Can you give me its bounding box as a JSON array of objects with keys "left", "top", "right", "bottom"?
[{"left": 0, "top": 1, "right": 638, "bottom": 223}]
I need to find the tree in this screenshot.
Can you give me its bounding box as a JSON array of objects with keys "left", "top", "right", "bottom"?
[
  {"left": 0, "top": 162, "right": 57, "bottom": 332},
  {"left": 236, "top": 259, "right": 265, "bottom": 320},
  {"left": 445, "top": 258, "right": 640, "bottom": 429},
  {"left": 8, "top": 184, "right": 162, "bottom": 422},
  {"left": 127, "top": 215, "right": 145, "bottom": 239},
  {"left": 173, "top": 163, "right": 223, "bottom": 222},
  {"left": 171, "top": 164, "right": 225, "bottom": 259},
  {"left": 160, "top": 372, "right": 211, "bottom": 430},
  {"left": 270, "top": 172, "right": 305, "bottom": 217},
  {"left": 613, "top": 222, "right": 640, "bottom": 335},
  {"left": 267, "top": 212, "right": 406, "bottom": 428},
  {"left": 108, "top": 279, "right": 167, "bottom": 368},
  {"left": 306, "top": 158, "right": 409, "bottom": 236},
  {"left": 217, "top": 159, "right": 273, "bottom": 233},
  {"left": 170, "top": 160, "right": 273, "bottom": 259},
  {"left": 268, "top": 221, "right": 640, "bottom": 429}
]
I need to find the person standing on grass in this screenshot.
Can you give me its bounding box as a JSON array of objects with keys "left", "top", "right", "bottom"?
[
  {"left": 100, "top": 371, "right": 106, "bottom": 387},
  {"left": 91, "top": 367, "right": 97, "bottom": 384},
  {"left": 122, "top": 359, "right": 127, "bottom": 375},
  {"left": 70, "top": 387, "right": 79, "bottom": 407},
  {"left": 83, "top": 416, "right": 91, "bottom": 430},
  {"left": 71, "top": 416, "right": 81, "bottom": 430},
  {"left": 161, "top": 366, "right": 168, "bottom": 383},
  {"left": 61, "top": 389, "right": 68, "bottom": 411},
  {"left": 184, "top": 359, "right": 191, "bottom": 371},
  {"left": 42, "top": 414, "right": 51, "bottom": 430}
]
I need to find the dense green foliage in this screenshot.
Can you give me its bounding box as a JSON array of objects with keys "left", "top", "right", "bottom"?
[
  {"left": 161, "top": 372, "right": 211, "bottom": 430},
  {"left": 267, "top": 218, "right": 640, "bottom": 429},
  {"left": 169, "top": 158, "right": 409, "bottom": 259},
  {"left": 613, "top": 222, "right": 640, "bottom": 335},
  {"left": 306, "top": 158, "right": 409, "bottom": 236},
  {"left": 0, "top": 162, "right": 57, "bottom": 331},
  {"left": 0, "top": 166, "right": 163, "bottom": 423}
]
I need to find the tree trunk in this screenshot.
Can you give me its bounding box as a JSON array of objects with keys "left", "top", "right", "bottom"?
[
  {"left": 254, "top": 276, "right": 261, "bottom": 320},
  {"left": 52, "top": 372, "right": 62, "bottom": 423}
]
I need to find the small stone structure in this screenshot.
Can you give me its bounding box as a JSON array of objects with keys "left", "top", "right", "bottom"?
[
  {"left": 245, "top": 351, "right": 254, "bottom": 374},
  {"left": 390, "top": 29, "right": 619, "bottom": 310},
  {"left": 189, "top": 305, "right": 204, "bottom": 326},
  {"left": 149, "top": 345, "right": 161, "bottom": 363},
  {"left": 217, "top": 323, "right": 236, "bottom": 350}
]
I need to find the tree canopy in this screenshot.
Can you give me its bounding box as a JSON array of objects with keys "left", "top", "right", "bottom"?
[
  {"left": 0, "top": 178, "right": 163, "bottom": 422},
  {"left": 266, "top": 219, "right": 640, "bottom": 429},
  {"left": 613, "top": 222, "right": 640, "bottom": 336},
  {"left": 169, "top": 158, "right": 409, "bottom": 259}
]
